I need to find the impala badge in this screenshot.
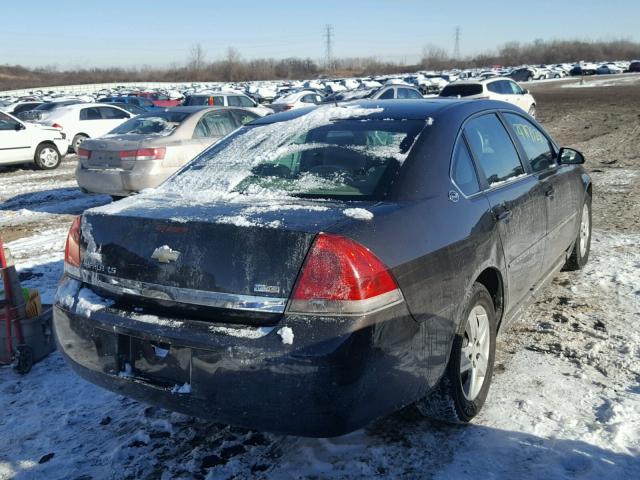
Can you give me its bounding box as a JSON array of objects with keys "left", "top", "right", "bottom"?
[{"left": 151, "top": 245, "right": 181, "bottom": 263}]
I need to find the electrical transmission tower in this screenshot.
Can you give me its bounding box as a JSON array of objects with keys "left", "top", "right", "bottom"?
[
  {"left": 324, "top": 24, "right": 334, "bottom": 71},
  {"left": 453, "top": 26, "right": 461, "bottom": 60}
]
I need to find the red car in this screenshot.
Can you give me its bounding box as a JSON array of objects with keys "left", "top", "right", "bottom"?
[{"left": 138, "top": 92, "right": 182, "bottom": 107}]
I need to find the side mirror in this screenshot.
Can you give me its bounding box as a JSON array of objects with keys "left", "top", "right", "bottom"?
[
  {"left": 14, "top": 123, "right": 25, "bottom": 131},
  {"left": 522, "top": 88, "right": 529, "bottom": 94},
  {"left": 558, "top": 147, "right": 585, "bottom": 165}
]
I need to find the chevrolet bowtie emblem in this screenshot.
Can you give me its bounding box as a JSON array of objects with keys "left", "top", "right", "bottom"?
[{"left": 151, "top": 245, "right": 181, "bottom": 263}]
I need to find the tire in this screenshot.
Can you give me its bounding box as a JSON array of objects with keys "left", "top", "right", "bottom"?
[
  {"left": 527, "top": 76, "right": 533, "bottom": 82},
  {"left": 528, "top": 105, "right": 536, "bottom": 118},
  {"left": 72, "top": 134, "right": 88, "bottom": 153},
  {"left": 564, "top": 195, "right": 592, "bottom": 271},
  {"left": 34, "top": 143, "right": 61, "bottom": 170},
  {"left": 110, "top": 195, "right": 125, "bottom": 202},
  {"left": 15, "top": 345, "right": 34, "bottom": 374},
  {"left": 417, "top": 283, "right": 497, "bottom": 423}
]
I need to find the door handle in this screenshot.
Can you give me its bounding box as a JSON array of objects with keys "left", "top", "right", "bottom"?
[{"left": 493, "top": 206, "right": 512, "bottom": 222}]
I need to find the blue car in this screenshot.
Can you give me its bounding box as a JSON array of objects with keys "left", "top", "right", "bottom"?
[{"left": 98, "top": 96, "right": 156, "bottom": 111}]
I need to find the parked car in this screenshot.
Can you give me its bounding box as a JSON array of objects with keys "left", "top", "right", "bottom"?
[
  {"left": 138, "top": 92, "right": 183, "bottom": 107},
  {"left": 323, "top": 84, "right": 424, "bottom": 103},
  {"left": 16, "top": 99, "right": 84, "bottom": 122},
  {"left": 570, "top": 63, "right": 598, "bottom": 76},
  {"left": 628, "top": 61, "right": 640, "bottom": 72},
  {"left": 99, "top": 96, "right": 156, "bottom": 111},
  {"left": 76, "top": 106, "right": 259, "bottom": 197},
  {"left": 0, "top": 111, "right": 69, "bottom": 169},
  {"left": 0, "top": 101, "right": 44, "bottom": 115},
  {"left": 54, "top": 99, "right": 591, "bottom": 437},
  {"left": 38, "top": 103, "right": 132, "bottom": 152},
  {"left": 596, "top": 63, "right": 623, "bottom": 74},
  {"left": 508, "top": 68, "right": 538, "bottom": 82},
  {"left": 440, "top": 77, "right": 536, "bottom": 116},
  {"left": 182, "top": 92, "right": 273, "bottom": 116},
  {"left": 269, "top": 90, "right": 324, "bottom": 113}
]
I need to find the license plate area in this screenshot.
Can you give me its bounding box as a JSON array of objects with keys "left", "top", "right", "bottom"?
[
  {"left": 95, "top": 328, "right": 191, "bottom": 389},
  {"left": 89, "top": 151, "right": 122, "bottom": 168}
]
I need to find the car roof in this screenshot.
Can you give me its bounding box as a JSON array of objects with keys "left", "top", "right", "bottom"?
[{"left": 251, "top": 98, "right": 500, "bottom": 124}]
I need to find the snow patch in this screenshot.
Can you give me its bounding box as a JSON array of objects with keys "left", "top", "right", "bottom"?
[
  {"left": 277, "top": 326, "right": 294, "bottom": 345},
  {"left": 343, "top": 208, "right": 374, "bottom": 221},
  {"left": 75, "top": 288, "right": 114, "bottom": 318}
]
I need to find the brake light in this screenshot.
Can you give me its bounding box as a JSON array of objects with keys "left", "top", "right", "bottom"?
[
  {"left": 77, "top": 148, "right": 91, "bottom": 160},
  {"left": 119, "top": 147, "right": 166, "bottom": 161},
  {"left": 282, "top": 105, "right": 294, "bottom": 111},
  {"left": 64, "top": 216, "right": 82, "bottom": 278},
  {"left": 288, "top": 233, "right": 403, "bottom": 315},
  {"left": 51, "top": 123, "right": 63, "bottom": 129}
]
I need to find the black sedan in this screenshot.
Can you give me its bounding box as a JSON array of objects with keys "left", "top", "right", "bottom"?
[{"left": 53, "top": 100, "right": 592, "bottom": 437}]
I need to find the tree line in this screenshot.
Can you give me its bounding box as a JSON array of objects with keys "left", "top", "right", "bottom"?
[{"left": 1, "top": 39, "right": 639, "bottom": 92}]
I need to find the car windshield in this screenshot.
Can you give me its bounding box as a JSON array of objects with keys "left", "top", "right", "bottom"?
[
  {"left": 108, "top": 112, "right": 190, "bottom": 135},
  {"left": 163, "top": 105, "right": 425, "bottom": 202}
]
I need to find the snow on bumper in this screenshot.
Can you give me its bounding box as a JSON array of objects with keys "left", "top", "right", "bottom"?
[{"left": 52, "top": 276, "right": 429, "bottom": 437}]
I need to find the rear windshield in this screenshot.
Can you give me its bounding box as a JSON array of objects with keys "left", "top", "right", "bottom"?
[
  {"left": 108, "top": 112, "right": 189, "bottom": 135},
  {"left": 163, "top": 106, "right": 425, "bottom": 201},
  {"left": 440, "top": 84, "right": 483, "bottom": 97}
]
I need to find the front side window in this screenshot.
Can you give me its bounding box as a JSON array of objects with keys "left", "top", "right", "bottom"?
[
  {"left": 503, "top": 113, "right": 555, "bottom": 172},
  {"left": 227, "top": 96, "right": 242, "bottom": 107},
  {"left": 99, "top": 107, "right": 128, "bottom": 119},
  {"left": 166, "top": 110, "right": 425, "bottom": 201},
  {"left": 451, "top": 139, "right": 480, "bottom": 196},
  {"left": 464, "top": 114, "right": 525, "bottom": 186},
  {"left": 405, "top": 89, "right": 423, "bottom": 99},
  {"left": 378, "top": 88, "right": 395, "bottom": 99},
  {"left": 237, "top": 96, "right": 255, "bottom": 107},
  {"left": 508, "top": 81, "right": 524, "bottom": 95}
]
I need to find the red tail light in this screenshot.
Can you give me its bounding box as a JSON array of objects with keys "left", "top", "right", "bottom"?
[
  {"left": 51, "top": 123, "right": 63, "bottom": 129},
  {"left": 77, "top": 148, "right": 91, "bottom": 160},
  {"left": 119, "top": 147, "right": 166, "bottom": 161},
  {"left": 288, "top": 233, "right": 403, "bottom": 315},
  {"left": 64, "top": 216, "right": 82, "bottom": 278}
]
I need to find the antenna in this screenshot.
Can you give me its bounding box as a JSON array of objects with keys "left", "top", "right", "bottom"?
[
  {"left": 453, "top": 26, "right": 461, "bottom": 60},
  {"left": 324, "top": 24, "right": 334, "bottom": 71}
]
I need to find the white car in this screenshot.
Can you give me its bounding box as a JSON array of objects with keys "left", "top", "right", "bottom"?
[
  {"left": 0, "top": 111, "right": 70, "bottom": 169},
  {"left": 440, "top": 77, "right": 537, "bottom": 117},
  {"left": 269, "top": 90, "right": 324, "bottom": 113},
  {"left": 182, "top": 92, "right": 273, "bottom": 116},
  {"left": 38, "top": 103, "right": 132, "bottom": 152}
]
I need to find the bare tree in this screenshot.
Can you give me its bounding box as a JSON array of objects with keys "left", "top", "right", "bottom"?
[{"left": 188, "top": 43, "right": 207, "bottom": 79}]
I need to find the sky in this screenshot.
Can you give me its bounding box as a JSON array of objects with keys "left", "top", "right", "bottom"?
[{"left": 1, "top": 0, "right": 639, "bottom": 69}]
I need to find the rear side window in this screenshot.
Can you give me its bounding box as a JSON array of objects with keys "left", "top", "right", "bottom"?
[
  {"left": 451, "top": 140, "right": 480, "bottom": 196},
  {"left": 440, "top": 84, "right": 483, "bottom": 97},
  {"left": 464, "top": 114, "right": 525, "bottom": 186},
  {"left": 80, "top": 108, "right": 102, "bottom": 120},
  {"left": 196, "top": 111, "right": 237, "bottom": 137},
  {"left": 503, "top": 113, "right": 555, "bottom": 172}
]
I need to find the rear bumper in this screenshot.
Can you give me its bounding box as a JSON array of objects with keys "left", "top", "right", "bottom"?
[
  {"left": 76, "top": 166, "right": 168, "bottom": 196},
  {"left": 53, "top": 277, "right": 429, "bottom": 437}
]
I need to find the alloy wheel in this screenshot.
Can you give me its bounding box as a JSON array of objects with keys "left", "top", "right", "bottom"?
[{"left": 460, "top": 305, "right": 491, "bottom": 401}]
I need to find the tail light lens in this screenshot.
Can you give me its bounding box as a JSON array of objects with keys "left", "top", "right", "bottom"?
[
  {"left": 288, "top": 233, "right": 403, "bottom": 315},
  {"left": 51, "top": 123, "right": 63, "bottom": 129},
  {"left": 77, "top": 148, "right": 91, "bottom": 160},
  {"left": 119, "top": 147, "right": 166, "bottom": 161},
  {"left": 282, "top": 105, "right": 294, "bottom": 111},
  {"left": 64, "top": 216, "right": 82, "bottom": 279}
]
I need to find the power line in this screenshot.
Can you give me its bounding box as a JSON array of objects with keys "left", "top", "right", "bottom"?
[
  {"left": 453, "top": 26, "right": 461, "bottom": 60},
  {"left": 324, "top": 24, "right": 334, "bottom": 70}
]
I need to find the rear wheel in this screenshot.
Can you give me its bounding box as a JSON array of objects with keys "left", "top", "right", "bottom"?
[
  {"left": 564, "top": 195, "right": 592, "bottom": 271},
  {"left": 72, "top": 134, "right": 88, "bottom": 153},
  {"left": 34, "top": 143, "right": 61, "bottom": 170},
  {"left": 417, "top": 283, "right": 497, "bottom": 423}
]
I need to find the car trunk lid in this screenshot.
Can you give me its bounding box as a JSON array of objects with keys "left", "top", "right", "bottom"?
[{"left": 79, "top": 197, "right": 357, "bottom": 325}]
